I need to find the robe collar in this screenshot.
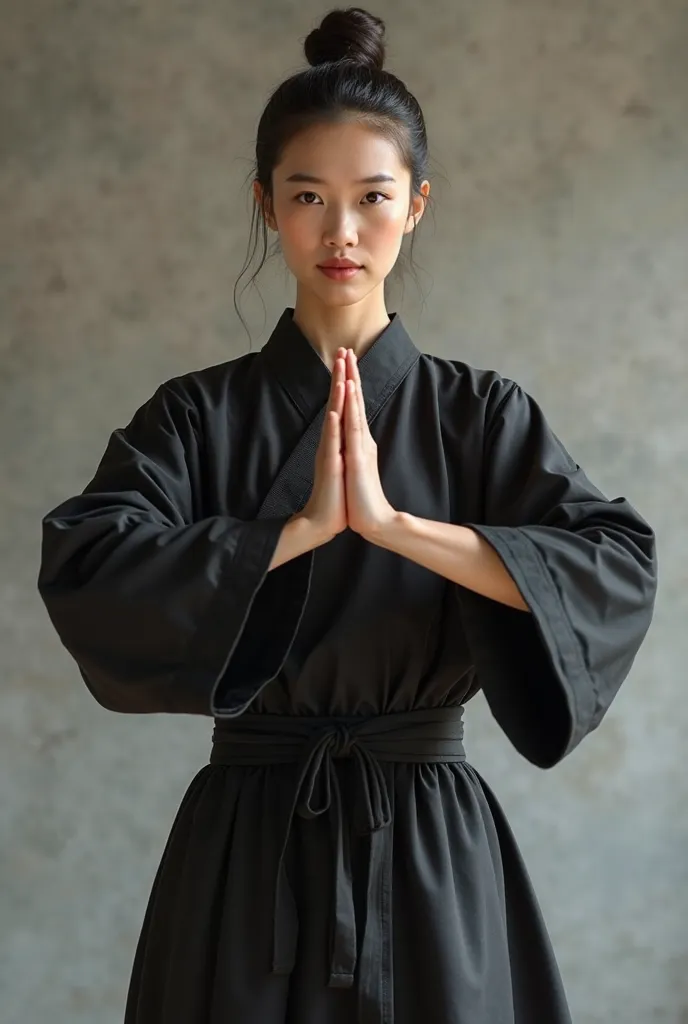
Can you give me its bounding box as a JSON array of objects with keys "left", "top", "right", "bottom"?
[{"left": 261, "top": 306, "right": 421, "bottom": 423}]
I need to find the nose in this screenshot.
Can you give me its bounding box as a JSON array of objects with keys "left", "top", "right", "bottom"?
[{"left": 322, "top": 205, "right": 359, "bottom": 249}]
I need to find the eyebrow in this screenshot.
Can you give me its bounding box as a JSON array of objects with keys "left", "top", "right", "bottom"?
[{"left": 284, "top": 173, "right": 397, "bottom": 185}]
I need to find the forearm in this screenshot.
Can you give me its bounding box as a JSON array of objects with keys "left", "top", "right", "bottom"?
[
  {"left": 368, "top": 512, "right": 530, "bottom": 612},
  {"left": 268, "top": 513, "right": 330, "bottom": 571}
]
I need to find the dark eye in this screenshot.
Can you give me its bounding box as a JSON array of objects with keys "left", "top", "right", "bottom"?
[{"left": 295, "top": 191, "right": 390, "bottom": 205}]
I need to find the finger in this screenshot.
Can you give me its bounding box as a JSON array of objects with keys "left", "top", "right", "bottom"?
[
  {"left": 349, "top": 352, "right": 367, "bottom": 429},
  {"left": 326, "top": 389, "right": 343, "bottom": 459},
  {"left": 333, "top": 378, "right": 345, "bottom": 423},
  {"left": 329, "top": 355, "right": 345, "bottom": 416},
  {"left": 329, "top": 352, "right": 342, "bottom": 399},
  {"left": 331, "top": 399, "right": 342, "bottom": 449},
  {"left": 331, "top": 349, "right": 346, "bottom": 381},
  {"left": 354, "top": 355, "right": 367, "bottom": 426},
  {"left": 345, "top": 349, "right": 357, "bottom": 394},
  {"left": 345, "top": 378, "right": 361, "bottom": 440},
  {"left": 331, "top": 358, "right": 342, "bottom": 413},
  {"left": 337, "top": 376, "right": 345, "bottom": 419},
  {"left": 345, "top": 351, "right": 363, "bottom": 432}
]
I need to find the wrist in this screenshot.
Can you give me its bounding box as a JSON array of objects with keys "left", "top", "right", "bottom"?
[
  {"left": 289, "top": 512, "right": 336, "bottom": 549},
  {"left": 363, "top": 508, "right": 412, "bottom": 548}
]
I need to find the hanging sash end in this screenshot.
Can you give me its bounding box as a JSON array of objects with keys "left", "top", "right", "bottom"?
[{"left": 329, "top": 970, "right": 355, "bottom": 989}]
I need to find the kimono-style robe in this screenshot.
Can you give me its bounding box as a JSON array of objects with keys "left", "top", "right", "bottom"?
[{"left": 37, "top": 307, "right": 658, "bottom": 1024}]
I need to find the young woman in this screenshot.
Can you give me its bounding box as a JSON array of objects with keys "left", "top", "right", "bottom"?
[{"left": 38, "top": 7, "right": 657, "bottom": 1023}]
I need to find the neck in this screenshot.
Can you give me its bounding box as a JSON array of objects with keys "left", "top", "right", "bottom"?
[{"left": 291, "top": 288, "right": 391, "bottom": 371}]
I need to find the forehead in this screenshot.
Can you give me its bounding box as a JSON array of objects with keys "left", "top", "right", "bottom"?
[{"left": 274, "top": 120, "right": 407, "bottom": 182}]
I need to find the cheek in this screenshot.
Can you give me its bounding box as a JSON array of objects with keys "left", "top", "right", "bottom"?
[
  {"left": 277, "top": 209, "right": 316, "bottom": 253},
  {"left": 372, "top": 207, "right": 408, "bottom": 248}
]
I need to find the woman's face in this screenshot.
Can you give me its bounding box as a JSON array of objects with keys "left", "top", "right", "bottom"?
[{"left": 255, "top": 120, "right": 429, "bottom": 309}]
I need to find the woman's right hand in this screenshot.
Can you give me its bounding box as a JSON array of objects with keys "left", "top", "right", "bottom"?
[{"left": 297, "top": 346, "right": 348, "bottom": 544}]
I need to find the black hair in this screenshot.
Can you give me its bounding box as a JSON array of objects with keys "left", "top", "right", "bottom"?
[{"left": 233, "top": 7, "right": 435, "bottom": 346}]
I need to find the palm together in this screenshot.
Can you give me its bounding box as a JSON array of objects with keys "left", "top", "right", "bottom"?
[{"left": 328, "top": 346, "right": 396, "bottom": 540}]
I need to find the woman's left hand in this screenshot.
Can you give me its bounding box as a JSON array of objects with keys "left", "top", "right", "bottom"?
[{"left": 342, "top": 349, "right": 398, "bottom": 540}]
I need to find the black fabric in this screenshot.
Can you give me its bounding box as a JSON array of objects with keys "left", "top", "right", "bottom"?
[
  {"left": 38, "top": 307, "right": 658, "bottom": 1023},
  {"left": 209, "top": 706, "right": 467, "bottom": 1024}
]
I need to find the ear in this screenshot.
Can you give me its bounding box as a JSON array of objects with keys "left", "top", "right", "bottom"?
[
  {"left": 403, "top": 180, "right": 430, "bottom": 236},
  {"left": 253, "top": 180, "right": 277, "bottom": 232}
]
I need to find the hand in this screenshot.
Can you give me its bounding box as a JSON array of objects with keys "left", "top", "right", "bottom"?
[
  {"left": 342, "top": 349, "right": 397, "bottom": 539},
  {"left": 297, "top": 347, "right": 348, "bottom": 544}
]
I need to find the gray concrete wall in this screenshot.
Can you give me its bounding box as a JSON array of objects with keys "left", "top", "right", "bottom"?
[{"left": 1, "top": 2, "right": 685, "bottom": 1021}]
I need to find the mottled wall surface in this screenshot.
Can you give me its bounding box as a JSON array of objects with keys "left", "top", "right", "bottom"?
[{"left": 1, "top": 2, "right": 685, "bottom": 1021}]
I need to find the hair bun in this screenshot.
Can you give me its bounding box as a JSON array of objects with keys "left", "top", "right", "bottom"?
[{"left": 304, "top": 7, "right": 386, "bottom": 72}]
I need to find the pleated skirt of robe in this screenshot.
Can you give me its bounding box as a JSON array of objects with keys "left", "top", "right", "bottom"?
[{"left": 123, "top": 755, "right": 572, "bottom": 1024}]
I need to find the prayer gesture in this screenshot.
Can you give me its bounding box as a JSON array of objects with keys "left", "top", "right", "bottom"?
[
  {"left": 301, "top": 346, "right": 397, "bottom": 543},
  {"left": 341, "top": 348, "right": 397, "bottom": 539}
]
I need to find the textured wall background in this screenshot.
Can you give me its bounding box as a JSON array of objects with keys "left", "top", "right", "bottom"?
[{"left": 1, "top": 1, "right": 685, "bottom": 1021}]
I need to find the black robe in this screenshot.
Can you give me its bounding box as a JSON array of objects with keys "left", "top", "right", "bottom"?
[{"left": 38, "top": 307, "right": 658, "bottom": 1024}]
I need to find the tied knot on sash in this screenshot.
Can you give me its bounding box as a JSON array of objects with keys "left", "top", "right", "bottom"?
[
  {"left": 295, "top": 724, "right": 393, "bottom": 836},
  {"left": 331, "top": 723, "right": 356, "bottom": 758}
]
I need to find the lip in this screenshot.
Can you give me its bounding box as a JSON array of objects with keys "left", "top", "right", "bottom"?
[
  {"left": 318, "top": 266, "right": 362, "bottom": 281},
  {"left": 318, "top": 259, "right": 362, "bottom": 269}
]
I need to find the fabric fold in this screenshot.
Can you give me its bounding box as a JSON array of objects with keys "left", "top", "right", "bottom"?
[
  {"left": 37, "top": 381, "right": 309, "bottom": 715},
  {"left": 457, "top": 380, "right": 657, "bottom": 767}
]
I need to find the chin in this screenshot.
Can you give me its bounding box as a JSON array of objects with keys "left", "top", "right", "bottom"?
[
  {"left": 306, "top": 276, "right": 367, "bottom": 300},
  {"left": 326, "top": 290, "right": 366, "bottom": 302}
]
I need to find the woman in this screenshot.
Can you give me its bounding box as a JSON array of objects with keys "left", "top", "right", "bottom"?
[{"left": 38, "top": 7, "right": 658, "bottom": 1023}]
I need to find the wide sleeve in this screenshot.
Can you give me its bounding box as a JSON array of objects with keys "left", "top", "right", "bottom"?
[
  {"left": 37, "top": 381, "right": 313, "bottom": 717},
  {"left": 456, "top": 379, "right": 658, "bottom": 768}
]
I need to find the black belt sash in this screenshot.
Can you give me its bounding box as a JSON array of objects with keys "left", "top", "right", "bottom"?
[{"left": 209, "top": 706, "right": 467, "bottom": 1024}]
